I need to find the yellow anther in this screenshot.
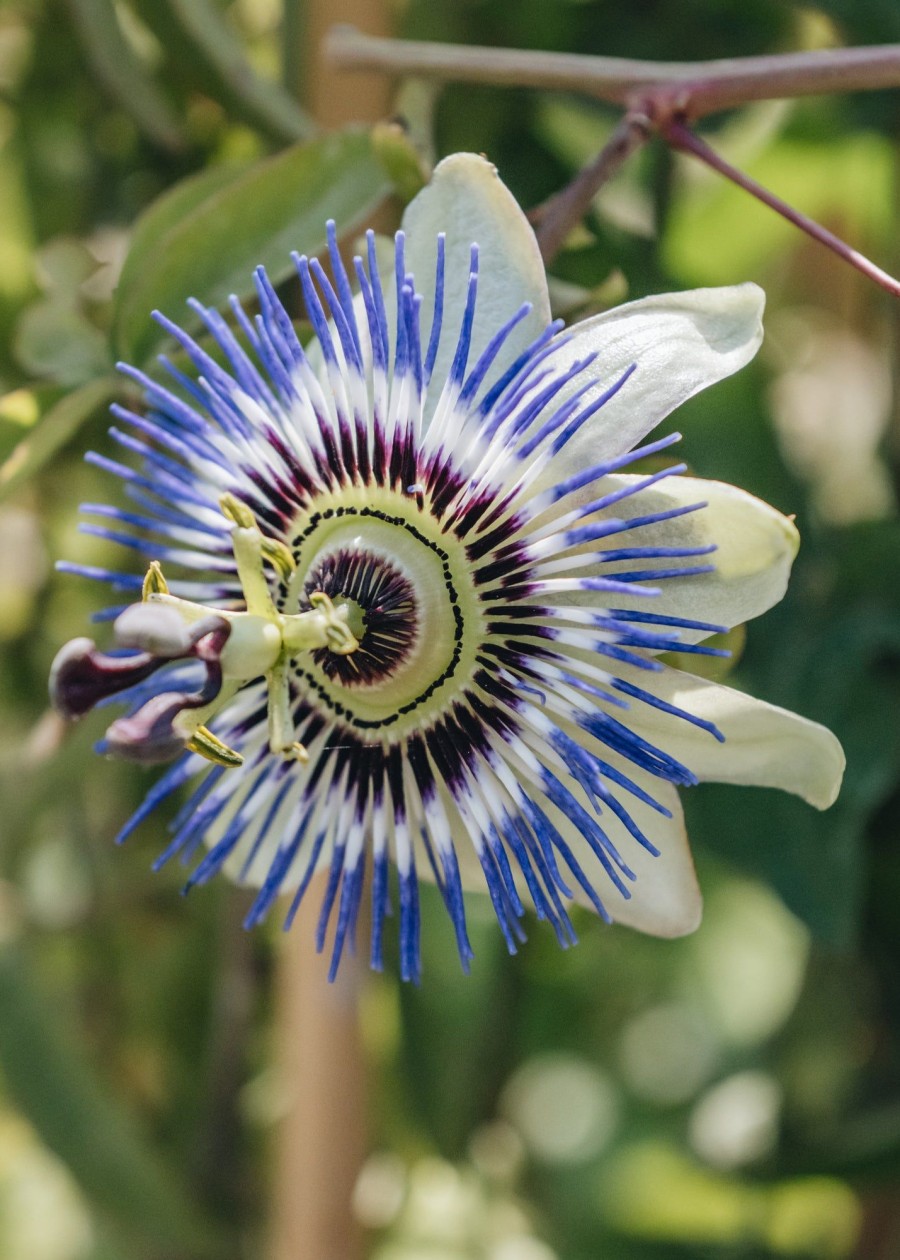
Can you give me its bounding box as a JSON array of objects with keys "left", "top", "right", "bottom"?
[
  {"left": 142, "top": 561, "right": 169, "bottom": 600},
  {"left": 289, "top": 741, "right": 310, "bottom": 764},
  {"left": 219, "top": 491, "right": 256, "bottom": 530},
  {"left": 261, "top": 537, "right": 297, "bottom": 581},
  {"left": 187, "top": 725, "right": 244, "bottom": 767}
]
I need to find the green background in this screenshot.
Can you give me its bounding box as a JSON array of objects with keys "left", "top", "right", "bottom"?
[{"left": 1, "top": 0, "right": 899, "bottom": 1256}]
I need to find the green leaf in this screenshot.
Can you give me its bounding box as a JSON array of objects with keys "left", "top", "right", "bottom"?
[
  {"left": 0, "top": 376, "right": 117, "bottom": 502},
  {"left": 68, "top": 0, "right": 186, "bottom": 152},
  {"left": 165, "top": 0, "right": 314, "bottom": 143},
  {"left": 113, "top": 160, "right": 253, "bottom": 345},
  {"left": 14, "top": 302, "right": 111, "bottom": 386},
  {"left": 0, "top": 941, "right": 220, "bottom": 1255},
  {"left": 113, "top": 128, "right": 393, "bottom": 365}
]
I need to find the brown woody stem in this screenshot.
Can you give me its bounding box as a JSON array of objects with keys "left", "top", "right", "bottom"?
[
  {"left": 325, "top": 26, "right": 900, "bottom": 296},
  {"left": 532, "top": 111, "right": 652, "bottom": 261},
  {"left": 326, "top": 27, "right": 900, "bottom": 118}
]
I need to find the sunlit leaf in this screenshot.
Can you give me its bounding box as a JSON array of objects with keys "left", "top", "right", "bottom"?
[
  {"left": 665, "top": 132, "right": 894, "bottom": 285},
  {"left": 113, "top": 128, "right": 393, "bottom": 365}
]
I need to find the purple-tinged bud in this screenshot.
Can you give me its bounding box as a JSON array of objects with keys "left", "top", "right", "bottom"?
[
  {"left": 103, "top": 693, "right": 193, "bottom": 764},
  {"left": 50, "top": 638, "right": 160, "bottom": 720},
  {"left": 102, "top": 637, "right": 229, "bottom": 764},
  {"left": 52, "top": 603, "right": 236, "bottom": 764}
]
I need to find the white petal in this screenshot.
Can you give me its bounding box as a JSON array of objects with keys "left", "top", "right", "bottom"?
[
  {"left": 566, "top": 774, "right": 702, "bottom": 938},
  {"left": 559, "top": 473, "right": 800, "bottom": 635},
  {"left": 531, "top": 284, "right": 765, "bottom": 486},
  {"left": 400, "top": 153, "right": 551, "bottom": 413},
  {"left": 447, "top": 760, "right": 702, "bottom": 939},
  {"left": 620, "top": 663, "right": 845, "bottom": 809}
]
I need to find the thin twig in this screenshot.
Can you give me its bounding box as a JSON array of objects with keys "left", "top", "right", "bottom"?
[
  {"left": 325, "top": 25, "right": 900, "bottom": 298},
  {"left": 326, "top": 26, "right": 900, "bottom": 118},
  {"left": 532, "top": 111, "right": 652, "bottom": 262},
  {"left": 662, "top": 118, "right": 900, "bottom": 299}
]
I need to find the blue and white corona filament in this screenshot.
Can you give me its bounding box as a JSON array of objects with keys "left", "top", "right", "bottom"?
[{"left": 51, "top": 154, "right": 844, "bottom": 980}]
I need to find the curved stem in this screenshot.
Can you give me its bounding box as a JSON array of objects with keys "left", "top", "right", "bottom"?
[{"left": 662, "top": 118, "right": 900, "bottom": 300}]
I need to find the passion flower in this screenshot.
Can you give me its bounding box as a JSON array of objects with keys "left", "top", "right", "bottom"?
[{"left": 51, "top": 154, "right": 844, "bottom": 980}]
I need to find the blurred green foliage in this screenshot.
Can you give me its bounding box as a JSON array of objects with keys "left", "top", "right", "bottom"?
[{"left": 1, "top": 1, "right": 900, "bottom": 1258}]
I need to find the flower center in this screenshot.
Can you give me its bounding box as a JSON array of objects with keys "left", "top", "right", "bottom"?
[
  {"left": 279, "top": 487, "right": 486, "bottom": 732},
  {"left": 302, "top": 548, "right": 418, "bottom": 687}
]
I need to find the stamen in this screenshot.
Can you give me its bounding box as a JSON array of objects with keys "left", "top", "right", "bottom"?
[
  {"left": 143, "top": 560, "right": 170, "bottom": 598},
  {"left": 187, "top": 725, "right": 245, "bottom": 767},
  {"left": 260, "top": 537, "right": 297, "bottom": 581}
]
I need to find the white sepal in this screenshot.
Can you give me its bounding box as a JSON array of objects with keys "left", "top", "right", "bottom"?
[
  {"left": 400, "top": 153, "right": 552, "bottom": 419},
  {"left": 622, "top": 663, "right": 845, "bottom": 810},
  {"left": 531, "top": 284, "right": 766, "bottom": 483}
]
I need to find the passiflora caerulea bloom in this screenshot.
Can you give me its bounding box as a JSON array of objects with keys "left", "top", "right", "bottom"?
[{"left": 51, "top": 154, "right": 844, "bottom": 980}]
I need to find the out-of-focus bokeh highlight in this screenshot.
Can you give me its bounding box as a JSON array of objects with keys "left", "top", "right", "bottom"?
[{"left": 1, "top": 1, "right": 900, "bottom": 1257}]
